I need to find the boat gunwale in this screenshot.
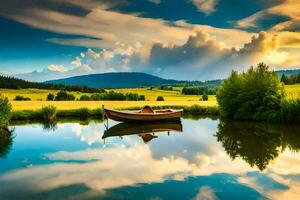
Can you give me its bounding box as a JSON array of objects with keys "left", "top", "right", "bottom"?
[{"left": 104, "top": 108, "right": 183, "bottom": 116}]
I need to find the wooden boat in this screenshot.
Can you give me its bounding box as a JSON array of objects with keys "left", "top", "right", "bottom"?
[
  {"left": 102, "top": 121, "right": 182, "bottom": 140},
  {"left": 103, "top": 105, "right": 183, "bottom": 122}
]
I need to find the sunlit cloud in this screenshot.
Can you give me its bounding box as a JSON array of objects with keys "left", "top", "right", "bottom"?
[
  {"left": 1, "top": 0, "right": 300, "bottom": 80},
  {"left": 194, "top": 186, "right": 218, "bottom": 200},
  {"left": 192, "top": 0, "right": 219, "bottom": 15}
]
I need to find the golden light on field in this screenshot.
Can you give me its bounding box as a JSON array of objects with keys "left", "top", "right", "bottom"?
[{"left": 10, "top": 101, "right": 217, "bottom": 111}]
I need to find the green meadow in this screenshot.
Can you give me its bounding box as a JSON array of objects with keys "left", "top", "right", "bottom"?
[
  {"left": 0, "top": 87, "right": 216, "bottom": 111},
  {"left": 0, "top": 84, "right": 299, "bottom": 111}
]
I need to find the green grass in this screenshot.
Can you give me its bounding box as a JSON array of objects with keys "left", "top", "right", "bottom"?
[
  {"left": 11, "top": 105, "right": 219, "bottom": 121},
  {"left": 0, "top": 88, "right": 89, "bottom": 101},
  {"left": 0, "top": 88, "right": 217, "bottom": 102},
  {"left": 0, "top": 88, "right": 217, "bottom": 111},
  {"left": 11, "top": 108, "right": 104, "bottom": 121},
  {"left": 111, "top": 88, "right": 216, "bottom": 101}
]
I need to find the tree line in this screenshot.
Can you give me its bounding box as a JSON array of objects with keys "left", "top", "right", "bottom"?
[
  {"left": 182, "top": 86, "right": 217, "bottom": 95},
  {"left": 0, "top": 75, "right": 105, "bottom": 93},
  {"left": 45, "top": 90, "right": 146, "bottom": 101},
  {"left": 280, "top": 73, "right": 300, "bottom": 85}
]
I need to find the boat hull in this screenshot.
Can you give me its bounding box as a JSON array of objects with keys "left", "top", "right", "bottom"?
[{"left": 104, "top": 108, "right": 183, "bottom": 122}]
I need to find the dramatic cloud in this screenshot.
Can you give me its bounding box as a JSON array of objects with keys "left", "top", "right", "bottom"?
[
  {"left": 47, "top": 64, "right": 67, "bottom": 73},
  {"left": 136, "top": 31, "right": 281, "bottom": 80},
  {"left": 192, "top": 0, "right": 219, "bottom": 15},
  {"left": 5, "top": 5, "right": 192, "bottom": 50},
  {"left": 15, "top": 31, "right": 290, "bottom": 81},
  {"left": 236, "top": 0, "right": 300, "bottom": 32},
  {"left": 2, "top": 0, "right": 299, "bottom": 81}
]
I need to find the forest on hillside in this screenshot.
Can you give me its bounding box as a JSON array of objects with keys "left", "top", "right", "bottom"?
[{"left": 0, "top": 75, "right": 104, "bottom": 93}]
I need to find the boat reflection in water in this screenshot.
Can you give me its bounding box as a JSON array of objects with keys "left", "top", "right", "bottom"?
[{"left": 102, "top": 121, "right": 183, "bottom": 143}]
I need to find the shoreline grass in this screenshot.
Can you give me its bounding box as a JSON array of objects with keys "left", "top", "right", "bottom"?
[
  {"left": 9, "top": 100, "right": 217, "bottom": 110},
  {"left": 11, "top": 104, "right": 220, "bottom": 121}
]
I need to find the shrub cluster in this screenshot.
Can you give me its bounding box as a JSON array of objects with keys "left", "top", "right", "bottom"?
[
  {"left": 202, "top": 94, "right": 208, "bottom": 101},
  {"left": 182, "top": 86, "right": 217, "bottom": 95},
  {"left": 0, "top": 95, "right": 12, "bottom": 127},
  {"left": 217, "top": 63, "right": 287, "bottom": 121},
  {"left": 14, "top": 95, "right": 31, "bottom": 101},
  {"left": 159, "top": 85, "right": 173, "bottom": 91},
  {"left": 156, "top": 96, "right": 164, "bottom": 101},
  {"left": 46, "top": 93, "right": 55, "bottom": 101},
  {"left": 46, "top": 91, "right": 76, "bottom": 101},
  {"left": 41, "top": 105, "right": 57, "bottom": 121},
  {"left": 80, "top": 91, "right": 145, "bottom": 101}
]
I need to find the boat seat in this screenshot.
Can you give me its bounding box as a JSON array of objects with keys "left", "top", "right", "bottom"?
[{"left": 140, "top": 105, "right": 155, "bottom": 113}]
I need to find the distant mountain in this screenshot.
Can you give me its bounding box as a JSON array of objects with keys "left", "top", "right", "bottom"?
[
  {"left": 45, "top": 72, "right": 178, "bottom": 88},
  {"left": 45, "top": 72, "right": 223, "bottom": 88},
  {"left": 276, "top": 69, "right": 300, "bottom": 77}
]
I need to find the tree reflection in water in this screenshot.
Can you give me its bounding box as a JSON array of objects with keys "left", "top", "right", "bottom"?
[
  {"left": 216, "top": 120, "right": 300, "bottom": 171},
  {"left": 0, "top": 127, "right": 14, "bottom": 158}
]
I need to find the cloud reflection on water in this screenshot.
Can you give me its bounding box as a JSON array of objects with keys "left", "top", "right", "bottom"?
[{"left": 0, "top": 118, "right": 299, "bottom": 199}]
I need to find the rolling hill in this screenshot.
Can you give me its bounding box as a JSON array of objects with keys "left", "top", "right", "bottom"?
[{"left": 45, "top": 72, "right": 183, "bottom": 88}]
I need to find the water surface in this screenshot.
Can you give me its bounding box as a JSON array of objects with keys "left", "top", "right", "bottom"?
[{"left": 0, "top": 118, "right": 299, "bottom": 200}]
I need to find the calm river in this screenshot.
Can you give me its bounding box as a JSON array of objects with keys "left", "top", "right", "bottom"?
[{"left": 0, "top": 117, "right": 299, "bottom": 199}]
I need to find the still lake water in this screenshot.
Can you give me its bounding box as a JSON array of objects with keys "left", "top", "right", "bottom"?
[{"left": 0, "top": 117, "right": 300, "bottom": 200}]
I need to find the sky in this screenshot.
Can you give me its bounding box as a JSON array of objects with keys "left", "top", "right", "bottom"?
[{"left": 0, "top": 0, "right": 299, "bottom": 81}]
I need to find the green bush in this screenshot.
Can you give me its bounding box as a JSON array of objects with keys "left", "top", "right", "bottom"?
[
  {"left": 80, "top": 95, "right": 91, "bottom": 101},
  {"left": 14, "top": 95, "right": 31, "bottom": 101},
  {"left": 279, "top": 100, "right": 300, "bottom": 123},
  {"left": 47, "top": 93, "right": 55, "bottom": 101},
  {"left": 125, "top": 93, "right": 139, "bottom": 101},
  {"left": 202, "top": 94, "right": 208, "bottom": 101},
  {"left": 77, "top": 108, "right": 92, "bottom": 119},
  {"left": 139, "top": 95, "right": 146, "bottom": 101},
  {"left": 90, "top": 91, "right": 144, "bottom": 101},
  {"left": 156, "top": 96, "right": 164, "bottom": 101},
  {"left": 41, "top": 105, "right": 57, "bottom": 121},
  {"left": 182, "top": 86, "right": 217, "bottom": 95},
  {"left": 55, "top": 91, "right": 75, "bottom": 101},
  {"left": 217, "top": 63, "right": 284, "bottom": 120},
  {"left": 0, "top": 95, "right": 12, "bottom": 126}
]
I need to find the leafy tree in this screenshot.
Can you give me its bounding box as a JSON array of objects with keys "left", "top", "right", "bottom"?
[
  {"left": 156, "top": 96, "right": 164, "bottom": 101},
  {"left": 55, "top": 91, "right": 76, "bottom": 101},
  {"left": 14, "top": 95, "right": 31, "bottom": 101},
  {"left": 0, "top": 95, "right": 12, "bottom": 127},
  {"left": 182, "top": 86, "right": 217, "bottom": 95},
  {"left": 80, "top": 95, "right": 91, "bottom": 101},
  {"left": 216, "top": 63, "right": 284, "bottom": 120},
  {"left": 47, "top": 93, "right": 55, "bottom": 101},
  {"left": 139, "top": 95, "right": 146, "bottom": 101},
  {"left": 202, "top": 94, "right": 208, "bottom": 101}
]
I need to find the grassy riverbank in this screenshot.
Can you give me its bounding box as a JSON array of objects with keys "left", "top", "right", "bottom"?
[
  {"left": 11, "top": 104, "right": 220, "bottom": 121},
  {"left": 9, "top": 100, "right": 217, "bottom": 110}
]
